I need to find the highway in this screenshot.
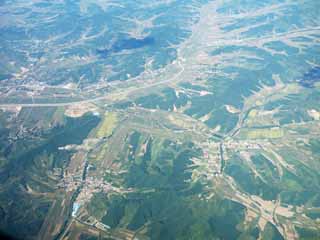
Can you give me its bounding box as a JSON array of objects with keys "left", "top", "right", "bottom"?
[{"left": 0, "top": 60, "right": 185, "bottom": 108}]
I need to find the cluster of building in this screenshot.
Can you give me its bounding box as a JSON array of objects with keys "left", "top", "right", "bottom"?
[
  {"left": 57, "top": 174, "right": 82, "bottom": 192},
  {"left": 224, "top": 140, "right": 269, "bottom": 150},
  {"left": 76, "top": 177, "right": 118, "bottom": 205},
  {"left": 69, "top": 177, "right": 119, "bottom": 217},
  {"left": 203, "top": 151, "right": 221, "bottom": 172},
  {"left": 60, "top": 171, "right": 134, "bottom": 218},
  {"left": 196, "top": 139, "right": 272, "bottom": 181},
  {"left": 190, "top": 142, "right": 222, "bottom": 182}
]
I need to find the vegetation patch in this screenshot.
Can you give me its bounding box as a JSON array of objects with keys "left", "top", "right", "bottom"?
[
  {"left": 240, "top": 127, "right": 284, "bottom": 139},
  {"left": 96, "top": 112, "right": 118, "bottom": 138}
]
